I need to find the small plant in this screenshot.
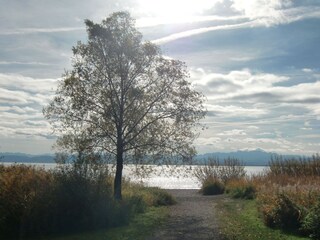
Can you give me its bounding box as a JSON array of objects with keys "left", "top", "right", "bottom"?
[
  {"left": 201, "top": 177, "right": 225, "bottom": 195},
  {"left": 229, "top": 185, "right": 256, "bottom": 199},
  {"left": 146, "top": 187, "right": 177, "bottom": 206},
  {"left": 302, "top": 198, "right": 320, "bottom": 239}
]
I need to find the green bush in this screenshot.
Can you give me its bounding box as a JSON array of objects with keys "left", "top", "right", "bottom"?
[
  {"left": 261, "top": 193, "right": 304, "bottom": 231},
  {"left": 201, "top": 177, "right": 225, "bottom": 195},
  {"left": 147, "top": 187, "right": 177, "bottom": 206},
  {"left": 302, "top": 199, "right": 320, "bottom": 239},
  {"left": 127, "top": 195, "right": 147, "bottom": 214},
  {"left": 229, "top": 185, "right": 256, "bottom": 199}
]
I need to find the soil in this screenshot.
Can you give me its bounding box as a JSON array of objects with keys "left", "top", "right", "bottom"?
[{"left": 147, "top": 189, "right": 224, "bottom": 240}]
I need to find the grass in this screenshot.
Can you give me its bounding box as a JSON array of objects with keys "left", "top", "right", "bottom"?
[
  {"left": 216, "top": 197, "right": 309, "bottom": 240},
  {"left": 0, "top": 164, "right": 175, "bottom": 239},
  {"left": 36, "top": 206, "right": 168, "bottom": 240}
]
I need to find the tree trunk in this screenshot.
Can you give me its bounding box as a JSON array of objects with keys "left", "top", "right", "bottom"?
[{"left": 114, "top": 146, "right": 123, "bottom": 200}]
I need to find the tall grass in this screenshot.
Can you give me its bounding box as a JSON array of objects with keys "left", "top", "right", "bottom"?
[
  {"left": 240, "top": 154, "right": 320, "bottom": 238},
  {"left": 194, "top": 157, "right": 246, "bottom": 195},
  {"left": 0, "top": 164, "right": 175, "bottom": 239},
  {"left": 269, "top": 154, "right": 320, "bottom": 177},
  {"left": 194, "top": 157, "right": 246, "bottom": 184}
]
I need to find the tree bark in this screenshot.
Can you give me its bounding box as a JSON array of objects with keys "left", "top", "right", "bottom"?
[{"left": 114, "top": 143, "right": 124, "bottom": 200}]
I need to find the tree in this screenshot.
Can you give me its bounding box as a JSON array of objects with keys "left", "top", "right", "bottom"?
[{"left": 44, "top": 12, "right": 206, "bottom": 200}]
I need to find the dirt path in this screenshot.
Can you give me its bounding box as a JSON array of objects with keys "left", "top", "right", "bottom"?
[{"left": 147, "top": 189, "right": 224, "bottom": 240}]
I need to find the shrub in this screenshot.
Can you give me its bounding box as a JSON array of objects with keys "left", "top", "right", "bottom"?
[
  {"left": 225, "top": 178, "right": 256, "bottom": 199},
  {"left": 201, "top": 177, "right": 225, "bottom": 195},
  {"left": 229, "top": 185, "right": 256, "bottom": 199},
  {"left": 123, "top": 184, "right": 176, "bottom": 207},
  {"left": 302, "top": 198, "right": 320, "bottom": 239},
  {"left": 145, "top": 187, "right": 177, "bottom": 206},
  {"left": 194, "top": 157, "right": 246, "bottom": 184},
  {"left": 259, "top": 193, "right": 304, "bottom": 231},
  {"left": 1, "top": 164, "right": 167, "bottom": 239},
  {"left": 0, "top": 164, "right": 55, "bottom": 238}
]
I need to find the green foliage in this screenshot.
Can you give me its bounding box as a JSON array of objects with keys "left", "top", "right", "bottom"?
[
  {"left": 229, "top": 185, "right": 256, "bottom": 199},
  {"left": 302, "top": 199, "right": 320, "bottom": 239},
  {"left": 201, "top": 177, "right": 225, "bottom": 195}
]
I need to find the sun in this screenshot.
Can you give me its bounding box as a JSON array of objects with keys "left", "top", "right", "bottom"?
[{"left": 137, "top": 0, "right": 216, "bottom": 19}]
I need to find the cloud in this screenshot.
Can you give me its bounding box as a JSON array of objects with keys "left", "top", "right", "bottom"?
[
  {"left": 152, "top": 21, "right": 256, "bottom": 44},
  {"left": 191, "top": 68, "right": 289, "bottom": 99},
  {"left": 151, "top": 3, "right": 320, "bottom": 44},
  {"left": 0, "top": 73, "right": 58, "bottom": 143},
  {"left": 217, "top": 129, "right": 247, "bottom": 136},
  {"left": 0, "top": 27, "right": 85, "bottom": 36},
  {"left": 0, "top": 61, "right": 57, "bottom": 66},
  {"left": 137, "top": 15, "right": 247, "bottom": 28},
  {"left": 205, "top": 104, "right": 268, "bottom": 118},
  {"left": 302, "top": 68, "right": 313, "bottom": 73},
  {"left": 190, "top": 68, "right": 320, "bottom": 154},
  {"left": 0, "top": 73, "right": 59, "bottom": 94},
  {"left": 231, "top": 0, "right": 292, "bottom": 22}
]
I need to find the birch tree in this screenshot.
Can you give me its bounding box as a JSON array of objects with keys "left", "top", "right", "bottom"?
[{"left": 44, "top": 12, "right": 206, "bottom": 199}]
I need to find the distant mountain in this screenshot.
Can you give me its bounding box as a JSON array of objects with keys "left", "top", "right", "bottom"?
[
  {"left": 194, "top": 149, "right": 302, "bottom": 166},
  {"left": 0, "top": 152, "right": 55, "bottom": 163},
  {"left": 1, "top": 149, "right": 302, "bottom": 166}
]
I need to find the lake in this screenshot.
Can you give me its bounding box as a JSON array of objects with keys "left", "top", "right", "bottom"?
[{"left": 1, "top": 162, "right": 267, "bottom": 189}]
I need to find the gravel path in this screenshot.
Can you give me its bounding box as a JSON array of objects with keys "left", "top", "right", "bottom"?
[{"left": 147, "top": 189, "right": 224, "bottom": 240}]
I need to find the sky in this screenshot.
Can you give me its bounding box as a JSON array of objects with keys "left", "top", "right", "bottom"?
[{"left": 0, "top": 0, "right": 319, "bottom": 155}]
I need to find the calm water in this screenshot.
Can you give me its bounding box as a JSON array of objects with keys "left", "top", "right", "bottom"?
[{"left": 2, "top": 162, "right": 267, "bottom": 189}]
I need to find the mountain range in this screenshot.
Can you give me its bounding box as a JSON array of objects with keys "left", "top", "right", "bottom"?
[{"left": 1, "top": 149, "right": 302, "bottom": 166}]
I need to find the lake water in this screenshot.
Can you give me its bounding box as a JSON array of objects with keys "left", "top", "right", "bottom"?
[{"left": 2, "top": 162, "right": 267, "bottom": 189}]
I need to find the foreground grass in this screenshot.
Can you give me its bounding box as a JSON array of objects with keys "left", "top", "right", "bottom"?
[
  {"left": 39, "top": 206, "right": 168, "bottom": 240},
  {"left": 216, "top": 197, "right": 309, "bottom": 240}
]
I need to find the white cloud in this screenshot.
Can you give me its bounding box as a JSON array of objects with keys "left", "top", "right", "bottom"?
[
  {"left": 0, "top": 73, "right": 59, "bottom": 94},
  {"left": 205, "top": 104, "right": 268, "bottom": 117},
  {"left": 137, "top": 15, "right": 246, "bottom": 28},
  {"left": 0, "top": 73, "right": 58, "bottom": 143},
  {"left": 302, "top": 68, "right": 313, "bottom": 73},
  {"left": 191, "top": 68, "right": 289, "bottom": 101},
  {"left": 152, "top": 21, "right": 256, "bottom": 44},
  {"left": 217, "top": 129, "right": 247, "bottom": 136},
  {"left": 0, "top": 27, "right": 85, "bottom": 35},
  {"left": 231, "top": 0, "right": 292, "bottom": 24},
  {"left": 151, "top": 2, "right": 320, "bottom": 44}
]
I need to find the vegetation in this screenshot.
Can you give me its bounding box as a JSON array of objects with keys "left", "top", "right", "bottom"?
[
  {"left": 41, "top": 207, "right": 168, "bottom": 240},
  {"left": 44, "top": 11, "right": 205, "bottom": 200},
  {"left": 0, "top": 164, "right": 175, "bottom": 239},
  {"left": 216, "top": 197, "right": 309, "bottom": 240},
  {"left": 194, "top": 157, "right": 246, "bottom": 196},
  {"left": 200, "top": 177, "right": 225, "bottom": 195},
  {"left": 194, "top": 157, "right": 246, "bottom": 184},
  {"left": 210, "top": 154, "right": 320, "bottom": 239}
]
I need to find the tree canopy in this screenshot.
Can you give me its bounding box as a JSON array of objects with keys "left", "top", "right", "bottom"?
[{"left": 44, "top": 12, "right": 206, "bottom": 199}]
